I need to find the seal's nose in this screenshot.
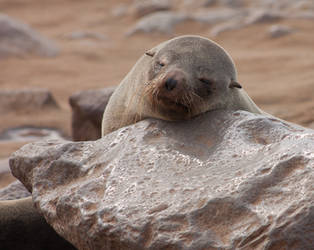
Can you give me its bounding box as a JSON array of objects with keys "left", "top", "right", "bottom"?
[
  {"left": 165, "top": 77, "right": 177, "bottom": 91},
  {"left": 163, "top": 70, "right": 186, "bottom": 91}
]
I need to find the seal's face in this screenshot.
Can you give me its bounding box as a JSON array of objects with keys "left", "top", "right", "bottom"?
[{"left": 144, "top": 36, "right": 242, "bottom": 121}]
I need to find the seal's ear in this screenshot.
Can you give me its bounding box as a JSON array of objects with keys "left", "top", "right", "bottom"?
[
  {"left": 229, "top": 81, "right": 242, "bottom": 89},
  {"left": 145, "top": 48, "right": 156, "bottom": 57}
]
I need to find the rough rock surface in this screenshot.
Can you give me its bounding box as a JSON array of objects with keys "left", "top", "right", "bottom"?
[
  {"left": 69, "top": 87, "right": 115, "bottom": 141},
  {"left": 0, "top": 88, "right": 59, "bottom": 114},
  {"left": 126, "top": 11, "right": 189, "bottom": 35},
  {"left": 10, "top": 110, "right": 314, "bottom": 249},
  {"left": 0, "top": 181, "right": 30, "bottom": 200},
  {"left": 0, "top": 13, "right": 58, "bottom": 58}
]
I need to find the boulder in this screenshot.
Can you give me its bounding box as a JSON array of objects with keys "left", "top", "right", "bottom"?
[
  {"left": 10, "top": 110, "right": 314, "bottom": 249},
  {"left": 126, "top": 11, "right": 189, "bottom": 36},
  {"left": 0, "top": 13, "right": 58, "bottom": 58},
  {"left": 132, "top": 0, "right": 172, "bottom": 17},
  {"left": 69, "top": 87, "right": 115, "bottom": 141},
  {"left": 245, "top": 9, "right": 283, "bottom": 25},
  {"left": 0, "top": 88, "right": 59, "bottom": 114}
]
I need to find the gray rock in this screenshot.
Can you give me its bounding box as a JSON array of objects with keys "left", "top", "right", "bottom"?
[
  {"left": 289, "top": 11, "right": 314, "bottom": 19},
  {"left": 10, "top": 110, "right": 314, "bottom": 249},
  {"left": 0, "top": 88, "right": 59, "bottom": 114},
  {"left": 0, "top": 13, "right": 58, "bottom": 58},
  {"left": 132, "top": 0, "right": 172, "bottom": 17},
  {"left": 210, "top": 18, "right": 246, "bottom": 36},
  {"left": 268, "top": 24, "right": 294, "bottom": 38},
  {"left": 69, "top": 87, "right": 115, "bottom": 141},
  {"left": 126, "top": 11, "right": 189, "bottom": 36},
  {"left": 201, "top": 0, "right": 216, "bottom": 7},
  {"left": 187, "top": 0, "right": 243, "bottom": 8},
  {"left": 111, "top": 4, "right": 129, "bottom": 17},
  {"left": 191, "top": 8, "right": 245, "bottom": 24},
  {"left": 245, "top": 9, "right": 282, "bottom": 24},
  {"left": 0, "top": 158, "right": 9, "bottom": 174},
  {"left": 0, "top": 127, "right": 64, "bottom": 142},
  {"left": 63, "top": 31, "right": 107, "bottom": 41},
  {"left": 0, "top": 181, "right": 30, "bottom": 200}
]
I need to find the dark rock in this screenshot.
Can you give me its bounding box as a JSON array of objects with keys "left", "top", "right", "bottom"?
[
  {"left": 10, "top": 110, "right": 314, "bottom": 249},
  {"left": 132, "top": 0, "right": 172, "bottom": 17},
  {"left": 69, "top": 87, "right": 115, "bottom": 141},
  {"left": 0, "top": 197, "right": 76, "bottom": 250}
]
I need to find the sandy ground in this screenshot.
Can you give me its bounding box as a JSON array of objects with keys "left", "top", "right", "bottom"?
[{"left": 0, "top": 0, "right": 314, "bottom": 186}]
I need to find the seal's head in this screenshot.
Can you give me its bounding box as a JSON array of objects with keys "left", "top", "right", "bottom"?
[
  {"left": 102, "top": 35, "right": 261, "bottom": 136},
  {"left": 143, "top": 35, "right": 242, "bottom": 121}
]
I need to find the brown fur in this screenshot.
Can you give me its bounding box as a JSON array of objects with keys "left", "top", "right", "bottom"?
[{"left": 102, "top": 35, "right": 263, "bottom": 136}]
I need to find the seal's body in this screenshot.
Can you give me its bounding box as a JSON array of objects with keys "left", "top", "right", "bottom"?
[{"left": 102, "top": 35, "right": 262, "bottom": 136}]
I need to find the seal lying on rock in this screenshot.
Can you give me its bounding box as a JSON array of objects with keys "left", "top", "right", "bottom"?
[
  {"left": 1, "top": 35, "right": 262, "bottom": 249},
  {"left": 102, "top": 35, "right": 262, "bottom": 136}
]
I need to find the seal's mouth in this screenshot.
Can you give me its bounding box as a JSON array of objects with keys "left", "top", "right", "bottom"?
[{"left": 157, "top": 96, "right": 189, "bottom": 112}]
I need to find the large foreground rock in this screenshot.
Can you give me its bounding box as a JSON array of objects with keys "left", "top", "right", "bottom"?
[
  {"left": 0, "top": 13, "right": 58, "bottom": 58},
  {"left": 69, "top": 87, "right": 115, "bottom": 141},
  {"left": 10, "top": 110, "right": 314, "bottom": 249}
]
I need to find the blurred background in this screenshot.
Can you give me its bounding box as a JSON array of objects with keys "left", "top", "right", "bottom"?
[{"left": 0, "top": 0, "right": 314, "bottom": 186}]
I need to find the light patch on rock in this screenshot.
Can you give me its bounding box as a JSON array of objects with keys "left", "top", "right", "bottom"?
[
  {"left": 126, "top": 11, "right": 189, "bottom": 35},
  {"left": 0, "top": 180, "right": 30, "bottom": 200},
  {"left": 268, "top": 24, "right": 294, "bottom": 38},
  {"left": 191, "top": 8, "right": 245, "bottom": 24},
  {"left": 245, "top": 9, "right": 283, "bottom": 24}
]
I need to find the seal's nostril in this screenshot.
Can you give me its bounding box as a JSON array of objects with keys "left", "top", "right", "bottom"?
[{"left": 165, "top": 78, "right": 177, "bottom": 91}]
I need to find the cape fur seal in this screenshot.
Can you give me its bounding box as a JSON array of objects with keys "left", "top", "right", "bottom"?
[{"left": 102, "top": 35, "right": 262, "bottom": 136}]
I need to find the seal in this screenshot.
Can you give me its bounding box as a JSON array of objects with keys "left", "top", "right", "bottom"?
[{"left": 102, "top": 35, "right": 262, "bottom": 136}]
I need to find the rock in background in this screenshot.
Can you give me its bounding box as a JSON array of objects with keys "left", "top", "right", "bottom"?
[
  {"left": 0, "top": 88, "right": 59, "bottom": 114},
  {"left": 69, "top": 87, "right": 115, "bottom": 141},
  {"left": 0, "top": 180, "right": 30, "bottom": 200},
  {"left": 0, "top": 13, "right": 59, "bottom": 58},
  {"left": 10, "top": 110, "right": 314, "bottom": 249}
]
